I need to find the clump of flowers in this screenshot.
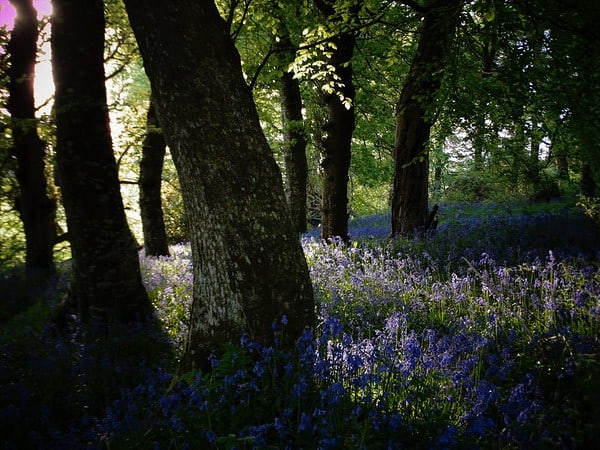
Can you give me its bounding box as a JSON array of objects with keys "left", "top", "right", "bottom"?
[{"left": 139, "top": 243, "right": 193, "bottom": 351}]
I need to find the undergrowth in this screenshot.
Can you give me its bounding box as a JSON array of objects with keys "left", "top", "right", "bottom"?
[{"left": 1, "top": 202, "right": 599, "bottom": 449}]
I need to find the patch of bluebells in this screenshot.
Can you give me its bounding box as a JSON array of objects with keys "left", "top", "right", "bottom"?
[
  {"left": 139, "top": 243, "right": 193, "bottom": 351},
  {"left": 99, "top": 242, "right": 600, "bottom": 447},
  {"left": 323, "top": 203, "right": 600, "bottom": 268},
  {"left": 3, "top": 203, "right": 600, "bottom": 448},
  {"left": 431, "top": 203, "right": 600, "bottom": 266}
]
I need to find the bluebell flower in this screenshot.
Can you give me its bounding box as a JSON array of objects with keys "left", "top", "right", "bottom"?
[
  {"left": 248, "top": 424, "right": 269, "bottom": 446},
  {"left": 205, "top": 430, "right": 217, "bottom": 445},
  {"left": 274, "top": 416, "right": 288, "bottom": 439},
  {"left": 318, "top": 436, "right": 338, "bottom": 449},
  {"left": 298, "top": 412, "right": 314, "bottom": 434},
  {"left": 466, "top": 414, "right": 495, "bottom": 437}
]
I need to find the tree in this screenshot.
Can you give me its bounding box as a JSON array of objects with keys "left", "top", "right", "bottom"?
[
  {"left": 391, "top": 0, "right": 463, "bottom": 236},
  {"left": 139, "top": 95, "right": 169, "bottom": 256},
  {"left": 7, "top": 0, "right": 56, "bottom": 272},
  {"left": 313, "top": 0, "right": 362, "bottom": 241},
  {"left": 51, "top": 0, "right": 151, "bottom": 323},
  {"left": 275, "top": 25, "right": 309, "bottom": 233},
  {"left": 123, "top": 0, "right": 315, "bottom": 371}
]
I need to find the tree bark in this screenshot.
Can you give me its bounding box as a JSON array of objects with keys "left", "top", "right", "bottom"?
[
  {"left": 277, "top": 34, "right": 308, "bottom": 234},
  {"left": 315, "top": 1, "right": 359, "bottom": 241},
  {"left": 139, "top": 96, "right": 170, "bottom": 257},
  {"left": 556, "top": 151, "right": 569, "bottom": 180},
  {"left": 7, "top": 0, "right": 56, "bottom": 272},
  {"left": 391, "top": 0, "right": 463, "bottom": 237},
  {"left": 123, "top": 0, "right": 315, "bottom": 371},
  {"left": 580, "top": 162, "right": 595, "bottom": 197},
  {"left": 51, "top": 0, "right": 151, "bottom": 323}
]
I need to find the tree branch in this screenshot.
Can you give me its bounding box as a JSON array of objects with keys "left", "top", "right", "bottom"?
[
  {"left": 115, "top": 143, "right": 133, "bottom": 170},
  {"left": 35, "top": 95, "right": 53, "bottom": 112},
  {"left": 248, "top": 45, "right": 275, "bottom": 90},
  {"left": 54, "top": 232, "right": 70, "bottom": 245}
]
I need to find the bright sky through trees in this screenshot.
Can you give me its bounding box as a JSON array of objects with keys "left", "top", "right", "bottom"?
[
  {"left": 1, "top": 0, "right": 54, "bottom": 112},
  {"left": 0, "top": 0, "right": 52, "bottom": 28}
]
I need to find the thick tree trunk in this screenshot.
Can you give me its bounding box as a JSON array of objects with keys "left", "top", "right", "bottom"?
[
  {"left": 391, "top": 0, "right": 462, "bottom": 237},
  {"left": 139, "top": 96, "right": 170, "bottom": 257},
  {"left": 123, "top": 0, "right": 315, "bottom": 371},
  {"left": 315, "top": 1, "right": 358, "bottom": 241},
  {"left": 278, "top": 36, "right": 308, "bottom": 234},
  {"left": 51, "top": 0, "right": 151, "bottom": 323},
  {"left": 7, "top": 0, "right": 56, "bottom": 272}
]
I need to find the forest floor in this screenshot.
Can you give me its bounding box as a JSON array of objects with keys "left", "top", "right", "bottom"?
[{"left": 1, "top": 200, "right": 600, "bottom": 449}]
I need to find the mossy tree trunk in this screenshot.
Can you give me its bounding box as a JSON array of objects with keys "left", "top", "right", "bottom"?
[
  {"left": 123, "top": 0, "right": 315, "bottom": 372},
  {"left": 8, "top": 0, "right": 56, "bottom": 272},
  {"left": 52, "top": 0, "right": 151, "bottom": 323}
]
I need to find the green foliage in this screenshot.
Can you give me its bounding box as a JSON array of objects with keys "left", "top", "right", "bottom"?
[
  {"left": 349, "top": 183, "right": 389, "bottom": 216},
  {"left": 3, "top": 0, "right": 600, "bottom": 264},
  {"left": 0, "top": 26, "right": 22, "bottom": 267},
  {"left": 0, "top": 204, "right": 25, "bottom": 268},
  {"left": 435, "top": 0, "right": 600, "bottom": 204},
  {"left": 441, "top": 168, "right": 520, "bottom": 202},
  {"left": 161, "top": 169, "right": 187, "bottom": 243},
  {"left": 577, "top": 195, "right": 600, "bottom": 226},
  {"left": 0, "top": 287, "right": 51, "bottom": 331}
]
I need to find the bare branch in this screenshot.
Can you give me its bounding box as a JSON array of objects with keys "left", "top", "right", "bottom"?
[
  {"left": 248, "top": 45, "right": 275, "bottom": 90},
  {"left": 35, "top": 95, "right": 53, "bottom": 112},
  {"left": 115, "top": 143, "right": 134, "bottom": 170}
]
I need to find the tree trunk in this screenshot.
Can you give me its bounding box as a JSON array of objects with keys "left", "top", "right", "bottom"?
[
  {"left": 391, "top": 0, "right": 463, "bottom": 237},
  {"left": 7, "top": 0, "right": 56, "bottom": 272},
  {"left": 556, "top": 152, "right": 569, "bottom": 180},
  {"left": 528, "top": 133, "right": 542, "bottom": 191},
  {"left": 472, "top": 115, "right": 486, "bottom": 170},
  {"left": 471, "top": 5, "right": 498, "bottom": 170},
  {"left": 139, "top": 96, "right": 170, "bottom": 257},
  {"left": 319, "top": 35, "right": 355, "bottom": 241},
  {"left": 315, "top": 1, "right": 359, "bottom": 241},
  {"left": 580, "top": 162, "right": 595, "bottom": 197},
  {"left": 123, "top": 0, "right": 315, "bottom": 371},
  {"left": 52, "top": 0, "right": 151, "bottom": 324},
  {"left": 278, "top": 34, "right": 308, "bottom": 234}
]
